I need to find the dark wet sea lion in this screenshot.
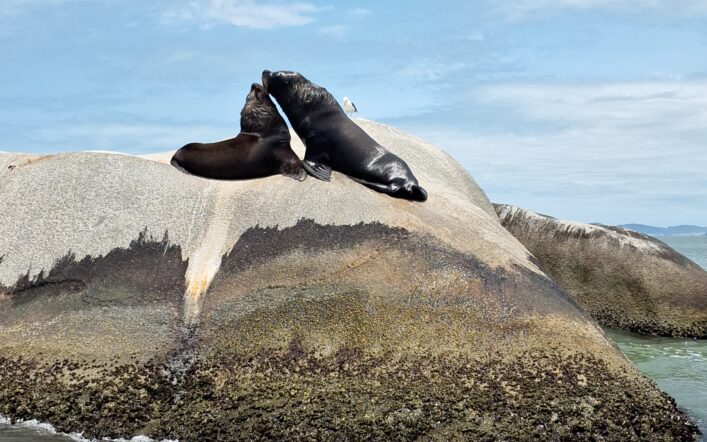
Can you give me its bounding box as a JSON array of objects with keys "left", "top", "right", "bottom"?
[
  {"left": 171, "top": 83, "right": 305, "bottom": 181},
  {"left": 262, "top": 70, "right": 427, "bottom": 201}
]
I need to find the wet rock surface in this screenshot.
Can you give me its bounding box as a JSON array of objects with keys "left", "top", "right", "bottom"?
[
  {"left": 0, "top": 121, "right": 701, "bottom": 440},
  {"left": 495, "top": 204, "right": 707, "bottom": 338},
  {"left": 0, "top": 351, "right": 698, "bottom": 441}
]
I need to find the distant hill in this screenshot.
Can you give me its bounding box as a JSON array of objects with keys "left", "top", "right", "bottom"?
[{"left": 618, "top": 224, "right": 707, "bottom": 236}]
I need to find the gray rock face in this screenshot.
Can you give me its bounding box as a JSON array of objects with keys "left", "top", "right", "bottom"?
[
  {"left": 0, "top": 121, "right": 699, "bottom": 441},
  {"left": 495, "top": 204, "right": 707, "bottom": 338}
]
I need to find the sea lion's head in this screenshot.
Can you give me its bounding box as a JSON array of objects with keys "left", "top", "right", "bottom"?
[
  {"left": 388, "top": 175, "right": 428, "bottom": 202},
  {"left": 397, "top": 182, "right": 428, "bottom": 202},
  {"left": 240, "top": 82, "right": 289, "bottom": 138},
  {"left": 262, "top": 70, "right": 337, "bottom": 115}
]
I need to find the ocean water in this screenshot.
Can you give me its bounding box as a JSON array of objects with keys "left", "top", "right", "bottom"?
[
  {"left": 662, "top": 235, "right": 707, "bottom": 269},
  {"left": 0, "top": 417, "right": 75, "bottom": 441},
  {"left": 2, "top": 236, "right": 706, "bottom": 441},
  {"left": 609, "top": 235, "right": 707, "bottom": 439},
  {"left": 0, "top": 416, "right": 166, "bottom": 442},
  {"left": 604, "top": 328, "right": 707, "bottom": 438}
]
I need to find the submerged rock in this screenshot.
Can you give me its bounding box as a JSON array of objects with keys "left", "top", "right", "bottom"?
[
  {"left": 495, "top": 204, "right": 707, "bottom": 339},
  {"left": 0, "top": 121, "right": 700, "bottom": 441}
]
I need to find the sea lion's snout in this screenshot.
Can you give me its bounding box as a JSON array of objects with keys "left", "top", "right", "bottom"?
[
  {"left": 262, "top": 70, "right": 271, "bottom": 91},
  {"left": 411, "top": 185, "right": 428, "bottom": 202},
  {"left": 250, "top": 83, "right": 264, "bottom": 99},
  {"left": 401, "top": 183, "right": 428, "bottom": 202}
]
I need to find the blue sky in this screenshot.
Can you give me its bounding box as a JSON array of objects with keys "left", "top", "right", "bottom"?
[{"left": 1, "top": 0, "right": 706, "bottom": 226}]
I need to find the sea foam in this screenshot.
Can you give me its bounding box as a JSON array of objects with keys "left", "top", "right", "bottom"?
[{"left": 0, "top": 415, "right": 178, "bottom": 442}]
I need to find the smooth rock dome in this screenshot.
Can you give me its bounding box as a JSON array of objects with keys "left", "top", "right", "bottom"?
[
  {"left": 495, "top": 204, "right": 707, "bottom": 338},
  {"left": 0, "top": 120, "right": 699, "bottom": 440}
]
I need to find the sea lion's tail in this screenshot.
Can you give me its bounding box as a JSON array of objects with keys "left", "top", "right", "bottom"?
[{"left": 170, "top": 153, "right": 190, "bottom": 175}]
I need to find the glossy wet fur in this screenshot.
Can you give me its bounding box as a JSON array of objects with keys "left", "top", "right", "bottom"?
[
  {"left": 263, "top": 70, "right": 428, "bottom": 202},
  {"left": 171, "top": 84, "right": 304, "bottom": 181}
]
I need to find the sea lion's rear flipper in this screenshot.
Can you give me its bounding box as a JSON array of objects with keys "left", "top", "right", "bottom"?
[
  {"left": 303, "top": 160, "right": 332, "bottom": 182},
  {"left": 170, "top": 154, "right": 192, "bottom": 175}
]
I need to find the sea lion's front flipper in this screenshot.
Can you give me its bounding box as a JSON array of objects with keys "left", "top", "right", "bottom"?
[
  {"left": 284, "top": 167, "right": 308, "bottom": 182},
  {"left": 349, "top": 176, "right": 394, "bottom": 194},
  {"left": 303, "top": 160, "right": 332, "bottom": 182}
]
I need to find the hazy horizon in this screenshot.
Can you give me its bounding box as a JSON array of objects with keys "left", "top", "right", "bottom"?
[{"left": 1, "top": 0, "right": 706, "bottom": 226}]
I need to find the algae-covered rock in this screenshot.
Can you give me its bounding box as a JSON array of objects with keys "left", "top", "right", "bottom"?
[
  {"left": 495, "top": 204, "right": 707, "bottom": 338},
  {"left": 0, "top": 121, "right": 699, "bottom": 440}
]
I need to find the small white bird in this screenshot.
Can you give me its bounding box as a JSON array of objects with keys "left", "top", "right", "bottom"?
[{"left": 342, "top": 96, "right": 358, "bottom": 114}]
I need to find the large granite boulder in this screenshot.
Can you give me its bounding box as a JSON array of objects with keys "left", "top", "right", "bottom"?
[
  {"left": 0, "top": 121, "right": 699, "bottom": 441},
  {"left": 495, "top": 204, "right": 707, "bottom": 338}
]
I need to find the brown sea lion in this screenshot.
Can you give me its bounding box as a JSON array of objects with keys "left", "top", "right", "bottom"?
[{"left": 171, "top": 83, "right": 305, "bottom": 181}]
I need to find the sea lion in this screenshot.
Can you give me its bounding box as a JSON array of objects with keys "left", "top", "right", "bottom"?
[
  {"left": 261, "top": 70, "right": 428, "bottom": 201},
  {"left": 171, "top": 83, "right": 305, "bottom": 181}
]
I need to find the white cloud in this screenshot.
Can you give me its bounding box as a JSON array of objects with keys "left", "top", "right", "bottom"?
[
  {"left": 319, "top": 24, "right": 348, "bottom": 39},
  {"left": 0, "top": 0, "right": 107, "bottom": 16},
  {"left": 476, "top": 81, "right": 707, "bottom": 133},
  {"left": 410, "top": 80, "right": 707, "bottom": 225},
  {"left": 464, "top": 32, "right": 484, "bottom": 42},
  {"left": 3, "top": 0, "right": 323, "bottom": 29},
  {"left": 348, "top": 7, "right": 370, "bottom": 19},
  {"left": 166, "top": 0, "right": 322, "bottom": 30},
  {"left": 397, "top": 59, "right": 474, "bottom": 82},
  {"left": 32, "top": 121, "right": 232, "bottom": 155},
  {"left": 494, "top": 0, "right": 707, "bottom": 19}
]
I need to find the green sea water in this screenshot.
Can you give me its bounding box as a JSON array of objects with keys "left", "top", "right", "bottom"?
[
  {"left": 604, "top": 328, "right": 707, "bottom": 438},
  {"left": 605, "top": 235, "right": 707, "bottom": 439},
  {"left": 2, "top": 236, "right": 706, "bottom": 441}
]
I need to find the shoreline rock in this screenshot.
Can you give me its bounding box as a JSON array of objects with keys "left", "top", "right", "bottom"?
[
  {"left": 0, "top": 121, "right": 700, "bottom": 440},
  {"left": 495, "top": 204, "right": 707, "bottom": 338}
]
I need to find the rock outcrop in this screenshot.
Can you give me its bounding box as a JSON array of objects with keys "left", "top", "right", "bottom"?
[
  {"left": 0, "top": 121, "right": 699, "bottom": 441},
  {"left": 495, "top": 204, "right": 707, "bottom": 338}
]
